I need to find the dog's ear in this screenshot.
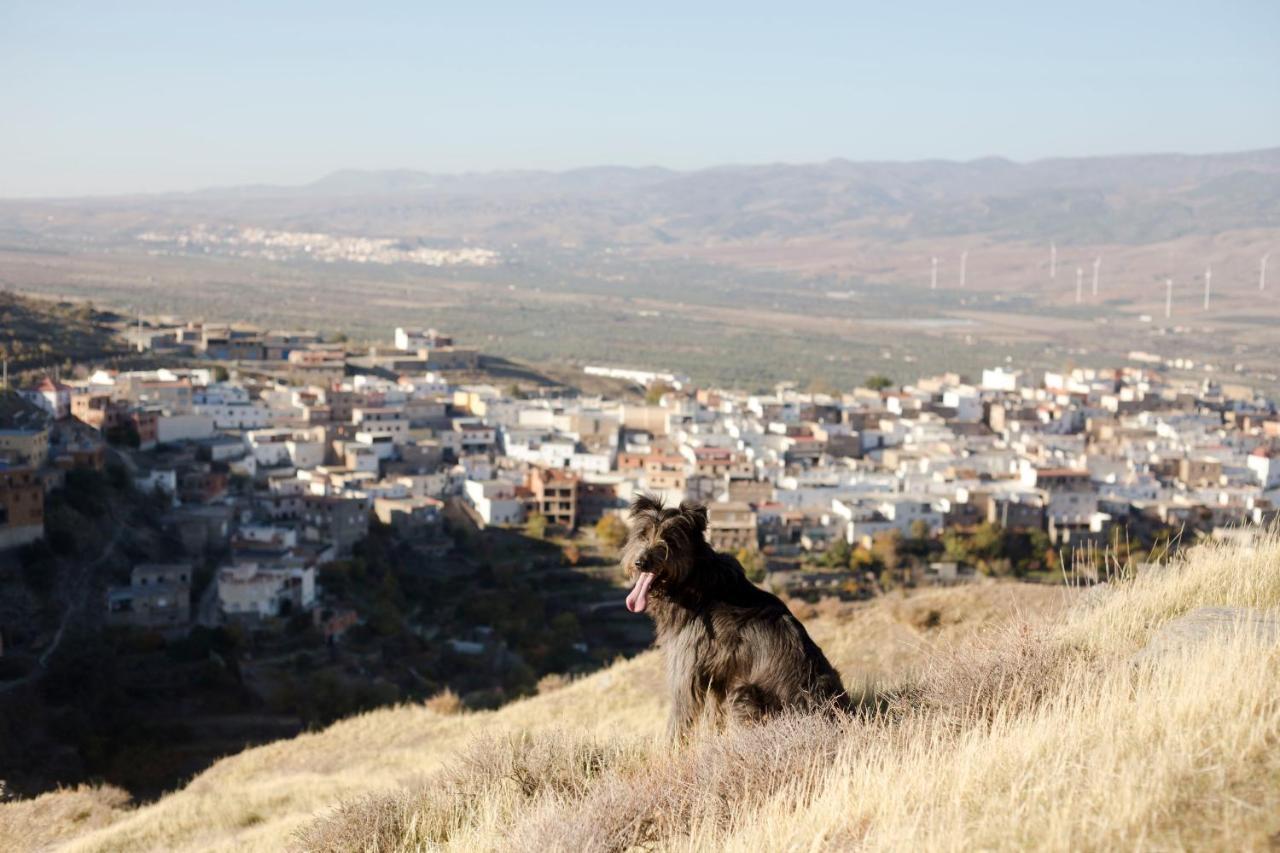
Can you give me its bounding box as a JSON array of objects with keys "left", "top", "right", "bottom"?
[
  {"left": 678, "top": 500, "right": 708, "bottom": 533},
  {"left": 630, "top": 493, "right": 665, "bottom": 519}
]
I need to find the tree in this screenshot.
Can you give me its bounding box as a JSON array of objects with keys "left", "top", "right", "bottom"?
[
  {"left": 561, "top": 543, "right": 581, "bottom": 566},
  {"left": 850, "top": 546, "right": 882, "bottom": 574},
  {"left": 970, "top": 522, "right": 1005, "bottom": 560},
  {"left": 644, "top": 382, "right": 672, "bottom": 405},
  {"left": 872, "top": 530, "right": 908, "bottom": 588},
  {"left": 525, "top": 513, "right": 547, "bottom": 540},
  {"left": 595, "top": 514, "right": 629, "bottom": 550},
  {"left": 871, "top": 530, "right": 903, "bottom": 573},
  {"left": 823, "top": 537, "right": 852, "bottom": 569},
  {"left": 864, "top": 374, "right": 894, "bottom": 391},
  {"left": 737, "top": 548, "right": 767, "bottom": 583},
  {"left": 943, "top": 528, "right": 972, "bottom": 564},
  {"left": 901, "top": 519, "right": 934, "bottom": 558}
]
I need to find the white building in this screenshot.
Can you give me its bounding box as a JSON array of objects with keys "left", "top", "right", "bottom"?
[
  {"left": 464, "top": 478, "right": 525, "bottom": 526},
  {"left": 157, "top": 413, "right": 216, "bottom": 444},
  {"left": 1247, "top": 449, "right": 1280, "bottom": 489},
  {"left": 217, "top": 561, "right": 316, "bottom": 618},
  {"left": 194, "top": 401, "right": 271, "bottom": 430},
  {"left": 981, "top": 367, "right": 1030, "bottom": 393}
]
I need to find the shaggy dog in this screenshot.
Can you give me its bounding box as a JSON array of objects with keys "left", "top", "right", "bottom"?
[{"left": 622, "top": 495, "right": 849, "bottom": 737}]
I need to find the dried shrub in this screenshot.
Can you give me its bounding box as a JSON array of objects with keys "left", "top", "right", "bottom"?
[
  {"left": 298, "top": 732, "right": 642, "bottom": 852},
  {"left": 536, "top": 673, "right": 570, "bottom": 695},
  {"left": 510, "top": 712, "right": 852, "bottom": 852},
  {"left": 424, "top": 688, "right": 464, "bottom": 716},
  {"left": 890, "top": 620, "right": 1077, "bottom": 726}
]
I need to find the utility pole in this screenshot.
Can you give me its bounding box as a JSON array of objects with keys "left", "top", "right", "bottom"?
[
  {"left": 1165, "top": 278, "right": 1173, "bottom": 320},
  {"left": 931, "top": 256, "right": 938, "bottom": 290},
  {"left": 1203, "top": 266, "right": 1212, "bottom": 311},
  {"left": 1091, "top": 256, "right": 1101, "bottom": 298}
]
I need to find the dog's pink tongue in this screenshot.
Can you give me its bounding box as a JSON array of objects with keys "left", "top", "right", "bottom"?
[{"left": 626, "top": 572, "right": 656, "bottom": 613}]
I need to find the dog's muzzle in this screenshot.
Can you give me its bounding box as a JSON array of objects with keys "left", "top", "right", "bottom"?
[{"left": 626, "top": 558, "right": 657, "bottom": 614}]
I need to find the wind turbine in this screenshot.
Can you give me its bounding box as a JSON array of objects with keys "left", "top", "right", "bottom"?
[
  {"left": 1165, "top": 278, "right": 1173, "bottom": 320},
  {"left": 959, "top": 250, "right": 968, "bottom": 288},
  {"left": 1075, "top": 267, "right": 1083, "bottom": 304},
  {"left": 1262, "top": 252, "right": 1271, "bottom": 292},
  {"left": 1091, "top": 256, "right": 1101, "bottom": 298},
  {"left": 1203, "top": 265, "right": 1212, "bottom": 311},
  {"left": 931, "top": 256, "right": 938, "bottom": 290}
]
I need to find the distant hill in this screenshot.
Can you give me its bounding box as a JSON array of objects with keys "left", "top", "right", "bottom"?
[
  {"left": 0, "top": 292, "right": 127, "bottom": 377},
  {"left": 2, "top": 148, "right": 1278, "bottom": 247}
]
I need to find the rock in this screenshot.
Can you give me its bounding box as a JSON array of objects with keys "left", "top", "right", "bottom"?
[{"left": 1130, "top": 607, "right": 1280, "bottom": 666}]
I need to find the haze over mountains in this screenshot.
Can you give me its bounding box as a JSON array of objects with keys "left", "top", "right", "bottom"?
[
  {"left": 1, "top": 146, "right": 1276, "bottom": 394},
  {"left": 3, "top": 147, "right": 1278, "bottom": 249}
]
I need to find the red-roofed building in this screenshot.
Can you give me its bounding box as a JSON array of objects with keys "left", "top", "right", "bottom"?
[{"left": 27, "top": 377, "right": 73, "bottom": 420}]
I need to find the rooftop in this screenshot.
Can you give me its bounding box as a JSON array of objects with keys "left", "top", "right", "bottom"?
[{"left": 0, "top": 390, "right": 52, "bottom": 432}]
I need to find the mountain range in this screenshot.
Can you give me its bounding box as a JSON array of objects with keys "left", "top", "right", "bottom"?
[{"left": 3, "top": 148, "right": 1278, "bottom": 249}]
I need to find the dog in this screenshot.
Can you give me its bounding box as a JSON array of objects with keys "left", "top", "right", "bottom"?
[{"left": 622, "top": 495, "right": 850, "bottom": 737}]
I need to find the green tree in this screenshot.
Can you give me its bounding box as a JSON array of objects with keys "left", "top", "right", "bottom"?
[
  {"left": 595, "top": 514, "right": 629, "bottom": 550},
  {"left": 823, "top": 537, "right": 852, "bottom": 569},
  {"left": 644, "top": 382, "right": 672, "bottom": 405},
  {"left": 864, "top": 374, "right": 894, "bottom": 391},
  {"left": 943, "top": 528, "right": 972, "bottom": 564},
  {"left": 971, "top": 522, "right": 1005, "bottom": 560},
  {"left": 525, "top": 513, "right": 547, "bottom": 540},
  {"left": 737, "top": 548, "right": 767, "bottom": 583}
]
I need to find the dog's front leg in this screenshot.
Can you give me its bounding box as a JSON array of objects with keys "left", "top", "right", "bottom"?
[{"left": 666, "top": 649, "right": 705, "bottom": 741}]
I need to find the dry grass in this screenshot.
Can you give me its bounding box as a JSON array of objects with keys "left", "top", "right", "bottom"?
[
  {"left": 13, "top": 531, "right": 1280, "bottom": 851},
  {"left": 293, "top": 530, "right": 1280, "bottom": 852},
  {"left": 422, "top": 689, "right": 464, "bottom": 716},
  {"left": 0, "top": 784, "right": 131, "bottom": 852}
]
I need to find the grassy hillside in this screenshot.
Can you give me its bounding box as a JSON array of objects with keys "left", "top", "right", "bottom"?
[
  {"left": 0, "top": 292, "right": 128, "bottom": 378},
  {"left": 6, "top": 529, "right": 1280, "bottom": 850}
]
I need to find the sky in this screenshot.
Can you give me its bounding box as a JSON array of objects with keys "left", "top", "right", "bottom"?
[{"left": 2, "top": 1, "right": 1278, "bottom": 197}]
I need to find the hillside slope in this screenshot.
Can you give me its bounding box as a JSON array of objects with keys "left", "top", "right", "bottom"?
[
  {"left": 2, "top": 584, "right": 1064, "bottom": 852},
  {"left": 309, "top": 533, "right": 1280, "bottom": 852},
  {"left": 8, "top": 529, "right": 1280, "bottom": 851}
]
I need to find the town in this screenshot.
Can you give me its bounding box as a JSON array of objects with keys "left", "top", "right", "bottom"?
[
  {"left": 3, "top": 319, "right": 1279, "bottom": 629},
  {"left": 2, "top": 314, "right": 1279, "bottom": 794}
]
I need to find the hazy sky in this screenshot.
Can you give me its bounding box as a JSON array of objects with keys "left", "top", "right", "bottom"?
[{"left": 2, "top": 1, "right": 1278, "bottom": 197}]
